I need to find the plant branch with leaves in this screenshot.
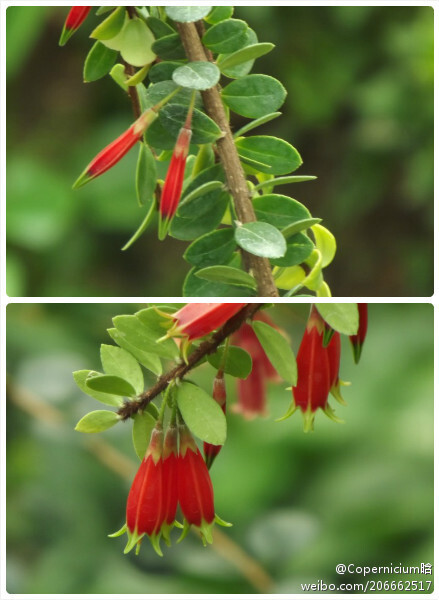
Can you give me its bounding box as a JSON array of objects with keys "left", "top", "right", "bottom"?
[{"left": 61, "top": 5, "right": 337, "bottom": 297}]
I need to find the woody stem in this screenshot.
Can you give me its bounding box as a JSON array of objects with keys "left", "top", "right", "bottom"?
[
  {"left": 117, "top": 303, "right": 264, "bottom": 420},
  {"left": 175, "top": 21, "right": 279, "bottom": 298}
]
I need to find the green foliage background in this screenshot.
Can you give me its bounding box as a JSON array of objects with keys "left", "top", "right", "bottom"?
[
  {"left": 6, "top": 6, "right": 433, "bottom": 297},
  {"left": 6, "top": 303, "right": 433, "bottom": 594}
]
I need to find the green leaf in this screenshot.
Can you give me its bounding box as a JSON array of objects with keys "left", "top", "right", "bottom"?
[
  {"left": 107, "top": 328, "right": 162, "bottom": 375},
  {"left": 145, "top": 116, "right": 176, "bottom": 151},
  {"left": 159, "top": 104, "right": 222, "bottom": 144},
  {"left": 270, "top": 233, "right": 314, "bottom": 267},
  {"left": 85, "top": 372, "right": 137, "bottom": 397},
  {"left": 208, "top": 345, "right": 252, "bottom": 379},
  {"left": 281, "top": 218, "right": 322, "bottom": 239},
  {"left": 218, "top": 42, "right": 274, "bottom": 71},
  {"left": 135, "top": 142, "right": 157, "bottom": 207},
  {"left": 236, "top": 136, "right": 302, "bottom": 175},
  {"left": 146, "top": 80, "right": 198, "bottom": 109},
  {"left": 151, "top": 33, "right": 186, "bottom": 60},
  {"left": 315, "top": 303, "right": 359, "bottom": 335},
  {"left": 90, "top": 6, "right": 126, "bottom": 40},
  {"left": 145, "top": 16, "right": 175, "bottom": 39},
  {"left": 252, "top": 321, "right": 297, "bottom": 385},
  {"left": 73, "top": 370, "right": 123, "bottom": 407},
  {"left": 177, "top": 382, "right": 227, "bottom": 445},
  {"left": 75, "top": 410, "right": 119, "bottom": 433},
  {"left": 119, "top": 18, "right": 156, "bottom": 67},
  {"left": 202, "top": 19, "right": 248, "bottom": 54},
  {"left": 165, "top": 6, "right": 211, "bottom": 23},
  {"left": 312, "top": 223, "right": 336, "bottom": 267},
  {"left": 195, "top": 265, "right": 257, "bottom": 289},
  {"left": 253, "top": 176, "right": 317, "bottom": 192},
  {"left": 218, "top": 27, "right": 258, "bottom": 79},
  {"left": 83, "top": 41, "right": 118, "bottom": 82},
  {"left": 122, "top": 203, "right": 156, "bottom": 250},
  {"left": 100, "top": 344, "right": 144, "bottom": 395},
  {"left": 253, "top": 194, "right": 311, "bottom": 229},
  {"left": 178, "top": 181, "right": 224, "bottom": 213},
  {"left": 172, "top": 61, "right": 220, "bottom": 91},
  {"left": 235, "top": 222, "right": 287, "bottom": 259},
  {"left": 132, "top": 411, "right": 156, "bottom": 459},
  {"left": 205, "top": 6, "right": 234, "bottom": 24},
  {"left": 234, "top": 112, "right": 281, "bottom": 138},
  {"left": 183, "top": 264, "right": 254, "bottom": 297},
  {"left": 222, "top": 75, "right": 286, "bottom": 118},
  {"left": 113, "top": 315, "right": 179, "bottom": 360},
  {"left": 135, "top": 306, "right": 175, "bottom": 342},
  {"left": 184, "top": 228, "right": 236, "bottom": 268},
  {"left": 148, "top": 61, "right": 183, "bottom": 83}
]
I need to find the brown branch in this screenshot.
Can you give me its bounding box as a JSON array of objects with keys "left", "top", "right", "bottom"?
[
  {"left": 176, "top": 22, "right": 279, "bottom": 298},
  {"left": 118, "top": 303, "right": 264, "bottom": 420}
]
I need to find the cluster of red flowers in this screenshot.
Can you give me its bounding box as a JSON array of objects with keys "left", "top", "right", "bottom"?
[{"left": 113, "top": 421, "right": 222, "bottom": 555}]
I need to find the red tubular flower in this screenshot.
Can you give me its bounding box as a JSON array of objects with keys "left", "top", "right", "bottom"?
[
  {"left": 289, "top": 306, "right": 342, "bottom": 432},
  {"left": 158, "top": 113, "right": 193, "bottom": 240},
  {"left": 73, "top": 109, "right": 157, "bottom": 189},
  {"left": 349, "top": 303, "right": 368, "bottom": 364},
  {"left": 169, "top": 303, "right": 248, "bottom": 342},
  {"left": 232, "top": 313, "right": 281, "bottom": 419},
  {"left": 178, "top": 424, "right": 216, "bottom": 545},
  {"left": 124, "top": 424, "right": 165, "bottom": 555},
  {"left": 204, "top": 374, "right": 227, "bottom": 468},
  {"left": 59, "top": 7, "right": 92, "bottom": 46},
  {"left": 160, "top": 425, "right": 178, "bottom": 545}
]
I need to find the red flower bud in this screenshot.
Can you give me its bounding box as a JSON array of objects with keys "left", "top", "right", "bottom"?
[
  {"left": 204, "top": 375, "right": 227, "bottom": 468},
  {"left": 290, "top": 306, "right": 342, "bottom": 432},
  {"left": 178, "top": 425, "right": 215, "bottom": 545},
  {"left": 59, "top": 7, "right": 92, "bottom": 46},
  {"left": 158, "top": 124, "right": 192, "bottom": 240},
  {"left": 73, "top": 109, "right": 157, "bottom": 189},
  {"left": 349, "top": 303, "right": 368, "bottom": 363},
  {"left": 169, "top": 303, "right": 248, "bottom": 342},
  {"left": 124, "top": 424, "right": 166, "bottom": 555},
  {"left": 232, "top": 313, "right": 281, "bottom": 419}
]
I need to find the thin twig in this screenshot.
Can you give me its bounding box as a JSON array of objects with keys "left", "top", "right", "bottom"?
[
  {"left": 118, "top": 303, "right": 264, "bottom": 420},
  {"left": 176, "top": 22, "right": 279, "bottom": 297}
]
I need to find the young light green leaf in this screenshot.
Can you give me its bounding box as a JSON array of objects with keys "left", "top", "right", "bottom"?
[
  {"left": 159, "top": 104, "right": 222, "bottom": 144},
  {"left": 109, "top": 63, "right": 128, "bottom": 90},
  {"left": 270, "top": 233, "right": 314, "bottom": 267},
  {"left": 177, "top": 381, "right": 227, "bottom": 445},
  {"left": 90, "top": 6, "right": 126, "bottom": 40},
  {"left": 83, "top": 41, "right": 118, "bottom": 82},
  {"left": 165, "top": 6, "right": 211, "bottom": 23},
  {"left": 208, "top": 345, "right": 252, "bottom": 379},
  {"left": 75, "top": 410, "right": 120, "bottom": 433},
  {"left": 218, "top": 43, "right": 274, "bottom": 71},
  {"left": 235, "top": 222, "right": 287, "bottom": 259},
  {"left": 222, "top": 74, "right": 286, "bottom": 118},
  {"left": 86, "top": 372, "right": 137, "bottom": 397},
  {"left": 136, "top": 142, "right": 157, "bottom": 207},
  {"left": 151, "top": 33, "right": 186, "bottom": 60},
  {"left": 107, "top": 328, "right": 162, "bottom": 375},
  {"left": 100, "top": 344, "right": 144, "bottom": 395},
  {"left": 120, "top": 18, "right": 156, "bottom": 67},
  {"left": 195, "top": 265, "right": 257, "bottom": 289},
  {"left": 236, "top": 136, "right": 302, "bottom": 175},
  {"left": 202, "top": 19, "right": 248, "bottom": 54},
  {"left": 132, "top": 410, "right": 156, "bottom": 459},
  {"left": 253, "top": 194, "right": 311, "bottom": 229},
  {"left": 315, "top": 303, "right": 359, "bottom": 335},
  {"left": 234, "top": 112, "right": 281, "bottom": 138},
  {"left": 73, "top": 370, "right": 124, "bottom": 407},
  {"left": 172, "top": 61, "right": 220, "bottom": 91},
  {"left": 253, "top": 175, "right": 317, "bottom": 192},
  {"left": 312, "top": 223, "right": 336, "bottom": 267},
  {"left": 205, "top": 6, "right": 234, "bottom": 24},
  {"left": 113, "top": 315, "right": 179, "bottom": 360},
  {"left": 282, "top": 218, "right": 322, "bottom": 239},
  {"left": 183, "top": 228, "right": 236, "bottom": 268},
  {"left": 252, "top": 320, "right": 297, "bottom": 386}
]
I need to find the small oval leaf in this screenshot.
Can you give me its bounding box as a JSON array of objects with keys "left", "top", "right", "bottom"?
[
  {"left": 165, "top": 6, "right": 211, "bottom": 23},
  {"left": 73, "top": 370, "right": 123, "bottom": 407},
  {"left": 177, "top": 381, "right": 227, "bottom": 445},
  {"left": 75, "top": 410, "right": 119, "bottom": 433},
  {"left": 235, "top": 222, "right": 287, "bottom": 259},
  {"left": 208, "top": 345, "right": 252, "bottom": 379},
  {"left": 172, "top": 61, "right": 220, "bottom": 91},
  {"left": 83, "top": 41, "right": 118, "bottom": 82},
  {"left": 202, "top": 19, "right": 248, "bottom": 54},
  {"left": 184, "top": 228, "right": 236, "bottom": 268},
  {"left": 236, "top": 136, "right": 302, "bottom": 175},
  {"left": 195, "top": 265, "right": 257, "bottom": 289},
  {"left": 120, "top": 18, "right": 156, "bottom": 67},
  {"left": 252, "top": 320, "right": 297, "bottom": 386},
  {"left": 86, "top": 373, "right": 137, "bottom": 397},
  {"left": 218, "top": 42, "right": 274, "bottom": 71},
  {"left": 132, "top": 410, "right": 156, "bottom": 459},
  {"left": 222, "top": 74, "right": 286, "bottom": 119},
  {"left": 315, "top": 303, "right": 359, "bottom": 336},
  {"left": 100, "top": 344, "right": 144, "bottom": 395}
]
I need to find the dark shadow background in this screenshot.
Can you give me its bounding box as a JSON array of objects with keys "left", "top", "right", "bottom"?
[
  {"left": 6, "top": 303, "right": 434, "bottom": 593},
  {"left": 6, "top": 6, "right": 433, "bottom": 296}
]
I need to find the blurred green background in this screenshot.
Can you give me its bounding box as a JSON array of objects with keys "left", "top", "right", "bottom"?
[
  {"left": 6, "top": 6, "right": 433, "bottom": 297},
  {"left": 6, "top": 303, "right": 433, "bottom": 594}
]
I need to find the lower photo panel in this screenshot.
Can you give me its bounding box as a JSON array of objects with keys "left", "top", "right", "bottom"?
[{"left": 5, "top": 302, "right": 434, "bottom": 595}]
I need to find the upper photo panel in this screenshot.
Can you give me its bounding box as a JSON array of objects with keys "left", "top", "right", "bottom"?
[{"left": 6, "top": 5, "right": 433, "bottom": 297}]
